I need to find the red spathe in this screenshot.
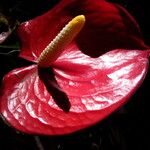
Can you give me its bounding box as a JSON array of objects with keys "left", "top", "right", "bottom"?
[
  {"left": 0, "top": 47, "right": 149, "bottom": 134},
  {"left": 0, "top": 0, "right": 150, "bottom": 135},
  {"left": 17, "top": 0, "right": 148, "bottom": 62}
]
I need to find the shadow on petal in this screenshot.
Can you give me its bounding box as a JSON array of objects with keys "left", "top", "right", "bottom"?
[{"left": 38, "top": 67, "right": 71, "bottom": 112}]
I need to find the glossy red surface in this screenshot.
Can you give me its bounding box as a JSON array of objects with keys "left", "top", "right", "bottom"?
[
  {"left": 17, "top": 0, "right": 148, "bottom": 62},
  {"left": 0, "top": 0, "right": 150, "bottom": 135},
  {"left": 0, "top": 47, "right": 149, "bottom": 135}
]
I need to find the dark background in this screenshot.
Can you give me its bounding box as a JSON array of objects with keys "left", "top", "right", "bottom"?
[
  {"left": 0, "top": 0, "right": 150, "bottom": 150},
  {"left": 109, "top": 0, "right": 150, "bottom": 46}
]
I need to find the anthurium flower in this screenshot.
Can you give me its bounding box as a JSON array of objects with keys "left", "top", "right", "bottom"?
[{"left": 0, "top": 0, "right": 150, "bottom": 135}]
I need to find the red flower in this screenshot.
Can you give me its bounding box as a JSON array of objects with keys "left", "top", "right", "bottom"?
[{"left": 0, "top": 0, "right": 150, "bottom": 135}]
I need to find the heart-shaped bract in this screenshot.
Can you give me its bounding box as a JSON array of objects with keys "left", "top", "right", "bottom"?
[
  {"left": 0, "top": 0, "right": 150, "bottom": 135},
  {"left": 0, "top": 46, "right": 149, "bottom": 135},
  {"left": 17, "top": 0, "right": 148, "bottom": 62}
]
